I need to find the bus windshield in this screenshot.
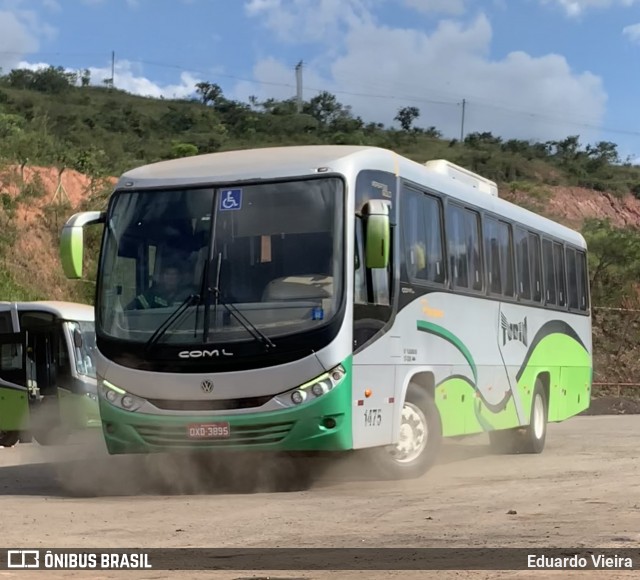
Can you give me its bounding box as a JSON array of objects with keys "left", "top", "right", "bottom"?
[
  {"left": 70, "top": 320, "right": 97, "bottom": 379},
  {"left": 97, "top": 177, "right": 344, "bottom": 346}
]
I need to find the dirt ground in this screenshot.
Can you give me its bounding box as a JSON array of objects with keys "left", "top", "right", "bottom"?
[{"left": 0, "top": 415, "right": 639, "bottom": 580}]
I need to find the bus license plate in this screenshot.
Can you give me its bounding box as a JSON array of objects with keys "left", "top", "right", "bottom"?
[{"left": 187, "top": 423, "right": 231, "bottom": 439}]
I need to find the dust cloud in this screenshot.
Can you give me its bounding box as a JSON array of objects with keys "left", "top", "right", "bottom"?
[
  {"left": 30, "top": 435, "right": 324, "bottom": 497},
  {"left": 14, "top": 418, "right": 494, "bottom": 498}
]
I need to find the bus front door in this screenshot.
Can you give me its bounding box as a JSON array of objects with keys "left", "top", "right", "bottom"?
[{"left": 24, "top": 324, "right": 75, "bottom": 445}]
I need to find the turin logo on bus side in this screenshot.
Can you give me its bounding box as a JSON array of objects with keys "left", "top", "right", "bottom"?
[
  {"left": 178, "top": 349, "right": 234, "bottom": 359},
  {"left": 501, "top": 313, "right": 528, "bottom": 347}
]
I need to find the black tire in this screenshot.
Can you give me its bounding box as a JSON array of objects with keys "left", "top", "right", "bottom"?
[
  {"left": 0, "top": 430, "right": 20, "bottom": 447},
  {"left": 488, "top": 378, "right": 548, "bottom": 455},
  {"left": 365, "top": 384, "right": 442, "bottom": 480},
  {"left": 519, "top": 380, "right": 548, "bottom": 454}
]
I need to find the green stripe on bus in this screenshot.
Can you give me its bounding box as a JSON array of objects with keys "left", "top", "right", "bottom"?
[{"left": 416, "top": 321, "right": 477, "bottom": 383}]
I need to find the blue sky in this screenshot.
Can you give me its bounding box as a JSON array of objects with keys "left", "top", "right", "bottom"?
[{"left": 2, "top": 0, "right": 640, "bottom": 160}]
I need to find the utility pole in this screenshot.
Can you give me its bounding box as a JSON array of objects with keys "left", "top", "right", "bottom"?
[
  {"left": 295, "top": 60, "right": 303, "bottom": 113},
  {"left": 110, "top": 50, "right": 115, "bottom": 89},
  {"left": 460, "top": 98, "right": 466, "bottom": 142}
]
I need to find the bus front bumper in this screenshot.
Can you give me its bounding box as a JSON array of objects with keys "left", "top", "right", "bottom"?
[{"left": 98, "top": 380, "right": 353, "bottom": 455}]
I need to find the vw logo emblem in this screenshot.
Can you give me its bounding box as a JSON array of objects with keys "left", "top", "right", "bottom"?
[{"left": 201, "top": 379, "right": 214, "bottom": 393}]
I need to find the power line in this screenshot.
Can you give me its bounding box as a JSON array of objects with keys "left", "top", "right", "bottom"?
[
  {"left": 132, "top": 58, "right": 640, "bottom": 137},
  {"left": 3, "top": 52, "right": 640, "bottom": 140},
  {"left": 0, "top": 50, "right": 110, "bottom": 59}
]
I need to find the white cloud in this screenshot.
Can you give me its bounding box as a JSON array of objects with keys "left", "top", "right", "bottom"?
[
  {"left": 87, "top": 60, "right": 202, "bottom": 99},
  {"left": 240, "top": 2, "right": 607, "bottom": 143},
  {"left": 14, "top": 59, "right": 202, "bottom": 100},
  {"left": 0, "top": 9, "right": 40, "bottom": 72},
  {"left": 244, "top": 0, "right": 376, "bottom": 44},
  {"left": 623, "top": 22, "right": 640, "bottom": 42},
  {"left": 541, "top": 0, "right": 639, "bottom": 17}
]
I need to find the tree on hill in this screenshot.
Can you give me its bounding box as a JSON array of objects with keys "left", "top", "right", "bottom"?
[
  {"left": 395, "top": 106, "right": 420, "bottom": 131},
  {"left": 195, "top": 81, "right": 223, "bottom": 106}
]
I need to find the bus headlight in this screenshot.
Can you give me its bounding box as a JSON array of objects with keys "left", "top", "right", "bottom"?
[
  {"left": 276, "top": 364, "right": 346, "bottom": 408},
  {"left": 311, "top": 381, "right": 330, "bottom": 397},
  {"left": 121, "top": 395, "right": 136, "bottom": 409},
  {"left": 291, "top": 390, "right": 306, "bottom": 405},
  {"left": 98, "top": 379, "right": 145, "bottom": 412}
]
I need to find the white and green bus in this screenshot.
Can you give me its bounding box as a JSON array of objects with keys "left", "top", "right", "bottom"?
[
  {"left": 0, "top": 301, "right": 100, "bottom": 447},
  {"left": 59, "top": 145, "right": 592, "bottom": 479}
]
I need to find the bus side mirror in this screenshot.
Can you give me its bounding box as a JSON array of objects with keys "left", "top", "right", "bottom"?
[
  {"left": 363, "top": 200, "right": 390, "bottom": 269},
  {"left": 60, "top": 211, "right": 105, "bottom": 279}
]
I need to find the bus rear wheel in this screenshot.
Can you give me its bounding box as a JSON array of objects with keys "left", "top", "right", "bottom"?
[
  {"left": 367, "top": 385, "right": 442, "bottom": 480},
  {"left": 0, "top": 430, "right": 20, "bottom": 447},
  {"left": 489, "top": 379, "right": 548, "bottom": 454}
]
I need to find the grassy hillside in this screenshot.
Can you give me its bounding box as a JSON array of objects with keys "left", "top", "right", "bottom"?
[{"left": 1, "top": 64, "right": 640, "bottom": 390}]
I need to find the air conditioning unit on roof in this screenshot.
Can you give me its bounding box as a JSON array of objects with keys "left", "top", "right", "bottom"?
[{"left": 424, "top": 159, "right": 498, "bottom": 197}]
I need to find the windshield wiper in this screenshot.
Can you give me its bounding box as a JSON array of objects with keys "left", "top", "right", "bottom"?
[
  {"left": 209, "top": 286, "right": 276, "bottom": 350},
  {"left": 144, "top": 294, "right": 200, "bottom": 354}
]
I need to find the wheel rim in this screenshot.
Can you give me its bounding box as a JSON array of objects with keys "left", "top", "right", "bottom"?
[
  {"left": 533, "top": 393, "right": 545, "bottom": 440},
  {"left": 388, "top": 402, "right": 428, "bottom": 464}
]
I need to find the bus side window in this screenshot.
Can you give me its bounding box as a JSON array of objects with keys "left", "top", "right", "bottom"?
[
  {"left": 542, "top": 239, "right": 557, "bottom": 305},
  {"left": 515, "top": 227, "right": 531, "bottom": 300},
  {"left": 484, "top": 216, "right": 499, "bottom": 294},
  {"left": 402, "top": 188, "right": 444, "bottom": 285},
  {"left": 566, "top": 247, "right": 579, "bottom": 309},
  {"left": 465, "top": 209, "right": 483, "bottom": 291},
  {"left": 498, "top": 221, "right": 515, "bottom": 297},
  {"left": 528, "top": 232, "right": 542, "bottom": 303},
  {"left": 553, "top": 242, "right": 567, "bottom": 307},
  {"left": 0, "top": 313, "right": 12, "bottom": 334},
  {"left": 446, "top": 204, "right": 468, "bottom": 289},
  {"left": 0, "top": 342, "right": 25, "bottom": 387},
  {"left": 484, "top": 217, "right": 514, "bottom": 298},
  {"left": 576, "top": 250, "right": 589, "bottom": 311}
]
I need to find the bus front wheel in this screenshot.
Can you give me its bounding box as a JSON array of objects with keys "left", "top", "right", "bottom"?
[
  {"left": 0, "top": 430, "right": 20, "bottom": 447},
  {"left": 366, "top": 385, "right": 442, "bottom": 480}
]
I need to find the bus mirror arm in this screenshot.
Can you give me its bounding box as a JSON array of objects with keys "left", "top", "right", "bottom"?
[
  {"left": 59, "top": 211, "right": 106, "bottom": 279},
  {"left": 363, "top": 200, "right": 390, "bottom": 270}
]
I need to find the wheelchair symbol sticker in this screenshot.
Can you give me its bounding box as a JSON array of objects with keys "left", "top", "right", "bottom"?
[{"left": 219, "top": 188, "right": 242, "bottom": 211}]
